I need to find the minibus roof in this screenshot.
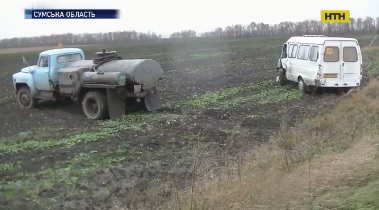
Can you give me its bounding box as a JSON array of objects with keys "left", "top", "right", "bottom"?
[{"left": 286, "top": 36, "right": 358, "bottom": 45}]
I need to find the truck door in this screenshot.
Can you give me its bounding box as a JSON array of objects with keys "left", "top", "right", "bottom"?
[
  {"left": 341, "top": 41, "right": 361, "bottom": 81},
  {"left": 33, "top": 55, "right": 52, "bottom": 91},
  {"left": 322, "top": 41, "right": 341, "bottom": 80}
]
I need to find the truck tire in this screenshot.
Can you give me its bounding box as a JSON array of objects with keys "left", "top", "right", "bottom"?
[
  {"left": 81, "top": 91, "right": 108, "bottom": 120},
  {"left": 16, "top": 86, "right": 37, "bottom": 109}
]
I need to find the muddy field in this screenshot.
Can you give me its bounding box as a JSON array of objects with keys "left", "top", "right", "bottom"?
[{"left": 0, "top": 37, "right": 373, "bottom": 210}]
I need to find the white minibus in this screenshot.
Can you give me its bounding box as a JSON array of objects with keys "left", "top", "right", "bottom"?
[{"left": 276, "top": 35, "right": 362, "bottom": 93}]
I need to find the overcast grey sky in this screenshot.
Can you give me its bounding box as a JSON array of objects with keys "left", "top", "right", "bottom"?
[{"left": 0, "top": 0, "right": 378, "bottom": 39}]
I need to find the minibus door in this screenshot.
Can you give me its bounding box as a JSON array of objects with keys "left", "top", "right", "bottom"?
[
  {"left": 341, "top": 41, "right": 360, "bottom": 81},
  {"left": 323, "top": 41, "right": 341, "bottom": 80}
]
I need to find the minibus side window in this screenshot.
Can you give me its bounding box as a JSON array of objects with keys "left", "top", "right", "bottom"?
[
  {"left": 297, "top": 45, "right": 310, "bottom": 60},
  {"left": 343, "top": 47, "right": 358, "bottom": 62},
  {"left": 288, "top": 44, "right": 294, "bottom": 57},
  {"left": 324, "top": 46, "right": 339, "bottom": 62},
  {"left": 309, "top": 46, "right": 319, "bottom": 62},
  {"left": 290, "top": 45, "right": 298, "bottom": 58}
]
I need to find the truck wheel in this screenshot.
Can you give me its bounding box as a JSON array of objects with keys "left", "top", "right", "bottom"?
[
  {"left": 16, "top": 86, "right": 37, "bottom": 109},
  {"left": 81, "top": 91, "right": 108, "bottom": 120},
  {"left": 298, "top": 77, "right": 311, "bottom": 94}
]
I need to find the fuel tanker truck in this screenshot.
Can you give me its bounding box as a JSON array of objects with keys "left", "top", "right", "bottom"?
[{"left": 12, "top": 48, "right": 164, "bottom": 120}]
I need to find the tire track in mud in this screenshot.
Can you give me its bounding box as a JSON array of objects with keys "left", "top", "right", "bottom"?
[
  {"left": 363, "top": 56, "right": 372, "bottom": 69},
  {"left": 0, "top": 89, "right": 338, "bottom": 210}
]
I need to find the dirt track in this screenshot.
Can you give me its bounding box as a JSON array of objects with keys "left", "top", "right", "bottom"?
[{"left": 0, "top": 38, "right": 358, "bottom": 209}]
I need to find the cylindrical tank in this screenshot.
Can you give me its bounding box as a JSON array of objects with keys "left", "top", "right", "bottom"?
[
  {"left": 82, "top": 71, "right": 127, "bottom": 86},
  {"left": 68, "top": 59, "right": 163, "bottom": 89}
]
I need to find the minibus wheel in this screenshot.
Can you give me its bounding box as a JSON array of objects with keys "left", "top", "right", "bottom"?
[{"left": 298, "top": 77, "right": 311, "bottom": 94}]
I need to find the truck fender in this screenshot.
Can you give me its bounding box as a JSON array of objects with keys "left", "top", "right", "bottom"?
[{"left": 12, "top": 72, "right": 37, "bottom": 96}]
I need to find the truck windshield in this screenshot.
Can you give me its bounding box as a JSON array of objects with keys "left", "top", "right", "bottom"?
[{"left": 57, "top": 53, "right": 82, "bottom": 63}]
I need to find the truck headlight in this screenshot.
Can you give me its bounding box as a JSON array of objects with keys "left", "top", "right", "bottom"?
[{"left": 134, "top": 85, "right": 142, "bottom": 93}]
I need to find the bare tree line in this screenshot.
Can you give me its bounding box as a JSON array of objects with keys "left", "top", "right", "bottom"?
[{"left": 0, "top": 16, "right": 378, "bottom": 48}]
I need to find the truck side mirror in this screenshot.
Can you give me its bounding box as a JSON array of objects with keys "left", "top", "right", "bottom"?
[
  {"left": 22, "top": 56, "right": 29, "bottom": 66},
  {"left": 22, "top": 56, "right": 28, "bottom": 65}
]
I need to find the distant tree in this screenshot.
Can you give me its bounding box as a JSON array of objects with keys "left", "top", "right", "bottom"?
[{"left": 0, "top": 16, "right": 378, "bottom": 48}]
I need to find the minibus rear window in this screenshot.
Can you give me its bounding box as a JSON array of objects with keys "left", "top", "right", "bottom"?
[
  {"left": 343, "top": 47, "right": 358, "bottom": 62},
  {"left": 323, "top": 47, "right": 339, "bottom": 62}
]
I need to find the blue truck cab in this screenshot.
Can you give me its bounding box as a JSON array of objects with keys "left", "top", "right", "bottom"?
[
  {"left": 11, "top": 48, "right": 164, "bottom": 120},
  {"left": 12, "top": 48, "right": 84, "bottom": 108}
]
